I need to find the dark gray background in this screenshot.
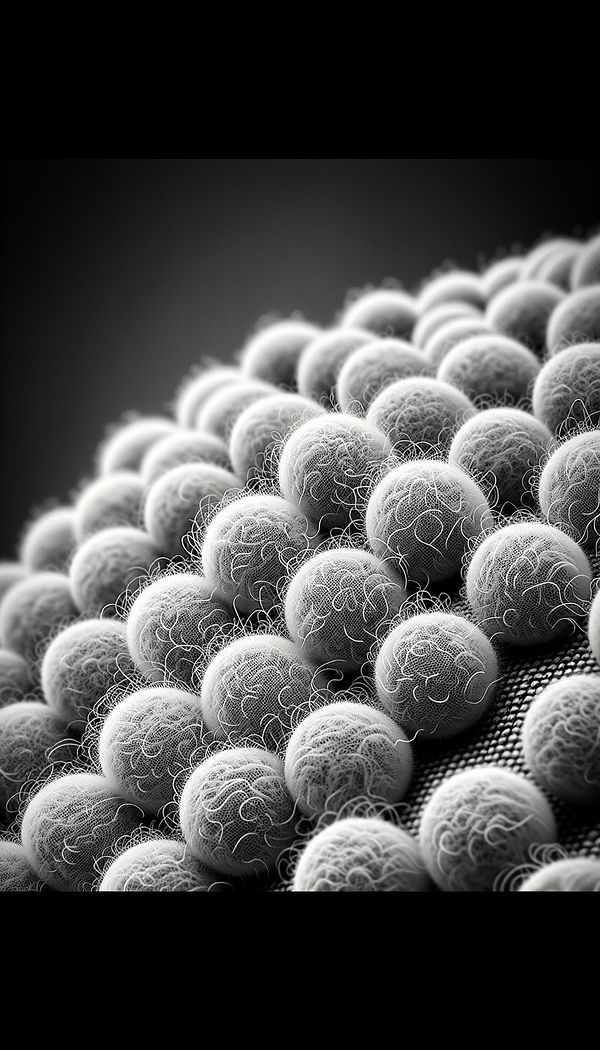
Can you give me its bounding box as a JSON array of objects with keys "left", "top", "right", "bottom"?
[{"left": 1, "top": 158, "right": 599, "bottom": 558}]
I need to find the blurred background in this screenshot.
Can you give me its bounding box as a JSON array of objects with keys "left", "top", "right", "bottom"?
[{"left": 1, "top": 157, "right": 599, "bottom": 558}]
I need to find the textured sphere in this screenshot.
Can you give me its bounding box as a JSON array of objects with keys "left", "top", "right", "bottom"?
[
  {"left": 366, "top": 460, "right": 492, "bottom": 585},
  {"left": 571, "top": 234, "right": 600, "bottom": 289},
  {"left": 200, "top": 634, "right": 324, "bottom": 753},
  {"left": 0, "top": 701, "right": 69, "bottom": 807},
  {"left": 519, "top": 858, "right": 600, "bottom": 891},
  {"left": 296, "top": 327, "right": 372, "bottom": 408},
  {"left": 175, "top": 366, "right": 240, "bottom": 428},
  {"left": 21, "top": 773, "right": 142, "bottom": 892},
  {"left": 285, "top": 548, "right": 407, "bottom": 672},
  {"left": 425, "top": 316, "right": 492, "bottom": 369},
  {"left": 419, "top": 766, "right": 557, "bottom": 892},
  {"left": 99, "top": 686, "right": 209, "bottom": 814},
  {"left": 69, "top": 527, "right": 160, "bottom": 616},
  {"left": 522, "top": 674, "right": 600, "bottom": 804},
  {"left": 229, "top": 393, "right": 325, "bottom": 490},
  {"left": 481, "top": 256, "right": 523, "bottom": 300},
  {"left": 0, "top": 562, "right": 28, "bottom": 606},
  {"left": 546, "top": 286, "right": 600, "bottom": 355},
  {"left": 98, "top": 416, "right": 176, "bottom": 475},
  {"left": 0, "top": 841, "right": 42, "bottom": 892},
  {"left": 284, "top": 701, "right": 413, "bottom": 818},
  {"left": 486, "top": 280, "right": 564, "bottom": 355},
  {"left": 536, "top": 242, "right": 582, "bottom": 290},
  {"left": 448, "top": 408, "right": 554, "bottom": 513},
  {"left": 0, "top": 572, "right": 78, "bottom": 664},
  {"left": 465, "top": 522, "right": 592, "bottom": 646},
  {"left": 241, "top": 319, "right": 320, "bottom": 388},
  {"left": 589, "top": 589, "right": 600, "bottom": 667},
  {"left": 367, "top": 377, "right": 476, "bottom": 459},
  {"left": 99, "top": 838, "right": 228, "bottom": 892},
  {"left": 179, "top": 747, "right": 296, "bottom": 877},
  {"left": 537, "top": 431, "right": 600, "bottom": 555},
  {"left": 126, "top": 572, "right": 234, "bottom": 689},
  {"left": 375, "top": 612, "right": 498, "bottom": 740},
  {"left": 520, "top": 238, "right": 580, "bottom": 282},
  {"left": 141, "top": 429, "right": 231, "bottom": 486},
  {"left": 202, "top": 494, "right": 317, "bottom": 615},
  {"left": 279, "top": 413, "right": 394, "bottom": 533},
  {"left": 0, "top": 648, "right": 33, "bottom": 707},
  {"left": 532, "top": 343, "right": 600, "bottom": 434},
  {"left": 20, "top": 507, "right": 76, "bottom": 572},
  {"left": 195, "top": 378, "right": 276, "bottom": 442},
  {"left": 341, "top": 289, "right": 418, "bottom": 340},
  {"left": 74, "top": 472, "right": 144, "bottom": 541},
  {"left": 144, "top": 462, "right": 239, "bottom": 558},
  {"left": 412, "top": 301, "right": 481, "bottom": 350},
  {"left": 292, "top": 816, "right": 430, "bottom": 892},
  {"left": 437, "top": 334, "right": 540, "bottom": 405},
  {"left": 418, "top": 271, "right": 485, "bottom": 313},
  {"left": 41, "top": 619, "right": 134, "bottom": 724},
  {"left": 336, "top": 338, "right": 432, "bottom": 415}
]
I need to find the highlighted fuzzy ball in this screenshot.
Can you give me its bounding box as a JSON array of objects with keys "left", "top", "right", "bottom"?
[
  {"left": 437, "top": 334, "right": 540, "bottom": 405},
  {"left": 41, "top": 619, "right": 134, "bottom": 724},
  {"left": 74, "top": 473, "right": 145, "bottom": 541},
  {"left": 69, "top": 527, "right": 160, "bottom": 616},
  {"left": 141, "top": 430, "right": 232, "bottom": 486},
  {"left": 425, "top": 316, "right": 492, "bottom": 369},
  {"left": 341, "top": 289, "right": 418, "bottom": 340},
  {"left": 367, "top": 377, "right": 476, "bottom": 459},
  {"left": 448, "top": 407, "right": 554, "bottom": 514},
  {"left": 532, "top": 343, "right": 600, "bottom": 434},
  {"left": 366, "top": 460, "right": 492, "bottom": 585},
  {"left": 179, "top": 747, "right": 296, "bottom": 877},
  {"left": 279, "top": 413, "right": 394, "bottom": 533},
  {"left": 522, "top": 674, "right": 600, "bottom": 804},
  {"left": 589, "top": 589, "right": 600, "bottom": 668},
  {"left": 520, "top": 238, "right": 581, "bottom": 282},
  {"left": 99, "top": 837, "right": 229, "bottom": 892},
  {"left": 486, "top": 280, "right": 564, "bottom": 355},
  {"left": 201, "top": 494, "right": 318, "bottom": 616},
  {"left": 126, "top": 572, "right": 234, "bottom": 689},
  {"left": 200, "top": 634, "right": 325, "bottom": 752},
  {"left": 0, "top": 562, "right": 28, "bottom": 606},
  {"left": 195, "top": 378, "right": 276, "bottom": 441},
  {"left": 284, "top": 701, "right": 413, "bottom": 818},
  {"left": 296, "top": 327, "right": 372, "bottom": 409},
  {"left": 536, "top": 243, "right": 582, "bottom": 290},
  {"left": 98, "top": 416, "right": 176, "bottom": 475},
  {"left": 418, "top": 271, "right": 485, "bottom": 313},
  {"left": 571, "top": 234, "right": 600, "bottom": 290},
  {"left": 419, "top": 766, "right": 557, "bottom": 892},
  {"left": 144, "top": 462, "right": 239, "bottom": 558},
  {"left": 546, "top": 287, "right": 600, "bottom": 355},
  {"left": 519, "top": 857, "right": 600, "bottom": 891},
  {"left": 98, "top": 686, "right": 209, "bottom": 814},
  {"left": 174, "top": 366, "right": 240, "bottom": 429},
  {"left": 0, "top": 701, "right": 70, "bottom": 807},
  {"left": 465, "top": 522, "right": 592, "bottom": 646},
  {"left": 241, "top": 319, "right": 320, "bottom": 388},
  {"left": 0, "top": 572, "right": 78, "bottom": 665},
  {"left": 537, "top": 431, "right": 600, "bottom": 556},
  {"left": 284, "top": 548, "right": 407, "bottom": 672},
  {"left": 292, "top": 816, "right": 430, "bottom": 892},
  {"left": 0, "top": 649, "right": 33, "bottom": 707},
  {"left": 20, "top": 507, "right": 76, "bottom": 572},
  {"left": 229, "top": 393, "right": 325, "bottom": 490},
  {"left": 21, "top": 772, "right": 142, "bottom": 892},
  {"left": 375, "top": 612, "right": 498, "bottom": 740},
  {"left": 0, "top": 841, "right": 42, "bottom": 891},
  {"left": 336, "top": 338, "right": 432, "bottom": 415},
  {"left": 481, "top": 256, "right": 523, "bottom": 301},
  {"left": 412, "top": 301, "right": 481, "bottom": 350}
]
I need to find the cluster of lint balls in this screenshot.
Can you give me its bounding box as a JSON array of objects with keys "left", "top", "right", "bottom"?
[{"left": 0, "top": 232, "right": 600, "bottom": 893}]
